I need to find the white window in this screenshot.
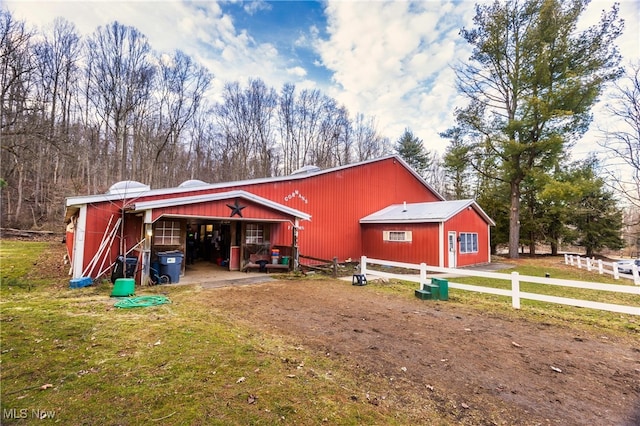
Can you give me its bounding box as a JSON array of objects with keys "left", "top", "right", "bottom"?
[
  {"left": 245, "top": 223, "right": 264, "bottom": 244},
  {"left": 154, "top": 221, "right": 181, "bottom": 246},
  {"left": 383, "top": 230, "right": 412, "bottom": 242},
  {"left": 459, "top": 233, "right": 478, "bottom": 253}
]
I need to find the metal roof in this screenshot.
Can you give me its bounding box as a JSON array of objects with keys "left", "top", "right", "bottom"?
[
  {"left": 360, "top": 199, "right": 495, "bottom": 225},
  {"left": 127, "top": 190, "right": 311, "bottom": 222},
  {"left": 65, "top": 155, "right": 444, "bottom": 208}
]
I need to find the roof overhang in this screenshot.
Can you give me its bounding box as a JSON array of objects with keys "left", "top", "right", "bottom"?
[
  {"left": 126, "top": 190, "right": 311, "bottom": 222},
  {"left": 360, "top": 199, "right": 495, "bottom": 226}
]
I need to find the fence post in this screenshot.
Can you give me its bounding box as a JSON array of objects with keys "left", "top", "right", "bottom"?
[
  {"left": 586, "top": 258, "right": 592, "bottom": 272},
  {"left": 564, "top": 253, "right": 568, "bottom": 264},
  {"left": 597, "top": 259, "right": 603, "bottom": 275},
  {"left": 577, "top": 256, "right": 582, "bottom": 269},
  {"left": 613, "top": 262, "right": 619, "bottom": 280},
  {"left": 360, "top": 256, "right": 367, "bottom": 276},
  {"left": 633, "top": 265, "right": 640, "bottom": 286},
  {"left": 420, "top": 263, "right": 427, "bottom": 291},
  {"left": 511, "top": 272, "right": 520, "bottom": 309}
]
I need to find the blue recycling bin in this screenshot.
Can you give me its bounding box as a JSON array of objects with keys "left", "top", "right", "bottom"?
[{"left": 157, "top": 251, "right": 183, "bottom": 283}]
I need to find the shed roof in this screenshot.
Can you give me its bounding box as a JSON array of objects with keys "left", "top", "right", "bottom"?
[
  {"left": 65, "top": 155, "right": 444, "bottom": 209},
  {"left": 127, "top": 190, "right": 311, "bottom": 222},
  {"left": 360, "top": 199, "right": 495, "bottom": 226}
]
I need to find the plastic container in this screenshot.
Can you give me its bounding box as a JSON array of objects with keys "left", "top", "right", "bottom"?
[
  {"left": 272, "top": 256, "right": 279, "bottom": 264},
  {"left": 110, "top": 256, "right": 138, "bottom": 283},
  {"left": 70, "top": 277, "right": 92, "bottom": 288},
  {"left": 111, "top": 278, "right": 135, "bottom": 297},
  {"left": 281, "top": 256, "right": 290, "bottom": 265},
  {"left": 157, "top": 251, "right": 183, "bottom": 283},
  {"left": 432, "top": 277, "right": 449, "bottom": 301}
]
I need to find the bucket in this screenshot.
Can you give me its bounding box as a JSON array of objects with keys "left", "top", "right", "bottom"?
[
  {"left": 111, "top": 278, "right": 135, "bottom": 297},
  {"left": 281, "top": 256, "right": 290, "bottom": 265}
]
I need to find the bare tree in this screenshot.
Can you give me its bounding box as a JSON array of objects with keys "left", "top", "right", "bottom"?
[
  {"left": 0, "top": 10, "right": 36, "bottom": 226},
  {"left": 599, "top": 63, "right": 640, "bottom": 209},
  {"left": 86, "top": 21, "right": 154, "bottom": 182}
]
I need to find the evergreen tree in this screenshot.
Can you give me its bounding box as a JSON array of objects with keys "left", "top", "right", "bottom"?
[
  {"left": 395, "top": 128, "right": 431, "bottom": 178},
  {"left": 449, "top": 0, "right": 623, "bottom": 258}
]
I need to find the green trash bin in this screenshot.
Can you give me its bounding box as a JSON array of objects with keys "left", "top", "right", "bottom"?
[
  {"left": 281, "top": 256, "right": 290, "bottom": 265},
  {"left": 432, "top": 277, "right": 448, "bottom": 301},
  {"left": 111, "top": 278, "right": 135, "bottom": 297}
]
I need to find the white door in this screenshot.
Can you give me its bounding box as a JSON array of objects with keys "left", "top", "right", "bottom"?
[{"left": 448, "top": 231, "right": 457, "bottom": 268}]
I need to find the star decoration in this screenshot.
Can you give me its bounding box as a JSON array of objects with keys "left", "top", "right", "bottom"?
[{"left": 226, "top": 199, "right": 246, "bottom": 217}]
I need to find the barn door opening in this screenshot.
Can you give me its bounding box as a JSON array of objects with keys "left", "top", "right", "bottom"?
[{"left": 448, "top": 231, "right": 457, "bottom": 268}]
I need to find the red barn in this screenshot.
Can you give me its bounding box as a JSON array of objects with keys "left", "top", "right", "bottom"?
[{"left": 64, "top": 155, "right": 494, "bottom": 284}]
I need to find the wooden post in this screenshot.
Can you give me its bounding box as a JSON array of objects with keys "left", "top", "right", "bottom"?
[
  {"left": 420, "top": 262, "right": 427, "bottom": 291},
  {"left": 332, "top": 257, "right": 338, "bottom": 278},
  {"left": 511, "top": 272, "right": 520, "bottom": 309},
  {"left": 361, "top": 256, "right": 367, "bottom": 276},
  {"left": 598, "top": 259, "right": 603, "bottom": 275}
]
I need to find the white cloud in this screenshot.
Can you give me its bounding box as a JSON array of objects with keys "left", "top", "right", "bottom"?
[{"left": 316, "top": 0, "right": 473, "bottom": 147}]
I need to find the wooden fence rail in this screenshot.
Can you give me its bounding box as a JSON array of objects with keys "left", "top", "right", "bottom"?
[
  {"left": 360, "top": 256, "right": 640, "bottom": 316},
  {"left": 563, "top": 254, "right": 640, "bottom": 285}
]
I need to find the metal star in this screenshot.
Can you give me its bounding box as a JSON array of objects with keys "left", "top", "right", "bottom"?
[{"left": 226, "top": 199, "right": 246, "bottom": 217}]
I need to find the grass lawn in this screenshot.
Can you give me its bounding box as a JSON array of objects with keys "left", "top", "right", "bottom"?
[
  {"left": 1, "top": 241, "right": 414, "bottom": 425},
  {"left": 1, "top": 241, "right": 638, "bottom": 424},
  {"left": 369, "top": 256, "right": 640, "bottom": 336}
]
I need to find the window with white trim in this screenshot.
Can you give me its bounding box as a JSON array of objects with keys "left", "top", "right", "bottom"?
[
  {"left": 154, "top": 220, "right": 181, "bottom": 246},
  {"left": 245, "top": 223, "right": 264, "bottom": 244},
  {"left": 383, "top": 230, "right": 412, "bottom": 242},
  {"left": 459, "top": 232, "right": 478, "bottom": 253}
]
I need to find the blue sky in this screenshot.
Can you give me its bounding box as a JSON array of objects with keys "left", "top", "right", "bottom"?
[{"left": 4, "top": 0, "right": 640, "bottom": 159}]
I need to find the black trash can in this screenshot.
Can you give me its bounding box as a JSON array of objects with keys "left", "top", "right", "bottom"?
[
  {"left": 157, "top": 251, "right": 183, "bottom": 284},
  {"left": 110, "top": 256, "right": 138, "bottom": 283}
]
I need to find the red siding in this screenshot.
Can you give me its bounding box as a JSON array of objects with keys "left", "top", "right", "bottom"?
[
  {"left": 135, "top": 157, "right": 439, "bottom": 262},
  {"left": 150, "top": 199, "right": 296, "bottom": 222},
  {"left": 444, "top": 208, "right": 491, "bottom": 267},
  {"left": 361, "top": 223, "right": 441, "bottom": 265},
  {"left": 72, "top": 157, "right": 494, "bottom": 275},
  {"left": 82, "top": 201, "right": 125, "bottom": 277},
  {"left": 242, "top": 158, "right": 440, "bottom": 262}
]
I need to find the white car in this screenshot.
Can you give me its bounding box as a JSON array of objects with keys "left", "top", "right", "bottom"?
[{"left": 617, "top": 259, "right": 640, "bottom": 274}]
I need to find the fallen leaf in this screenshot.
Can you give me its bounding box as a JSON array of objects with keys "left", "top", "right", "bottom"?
[
  {"left": 40, "top": 383, "right": 53, "bottom": 390},
  {"left": 247, "top": 394, "right": 257, "bottom": 404},
  {"left": 461, "top": 403, "right": 470, "bottom": 409},
  {"left": 511, "top": 341, "right": 521, "bottom": 348},
  {"left": 550, "top": 366, "right": 562, "bottom": 373},
  {"left": 236, "top": 376, "right": 246, "bottom": 383}
]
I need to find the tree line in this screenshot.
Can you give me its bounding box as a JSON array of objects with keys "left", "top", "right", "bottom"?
[
  {"left": 0, "top": 10, "right": 390, "bottom": 229},
  {"left": 2, "top": 1, "right": 638, "bottom": 258}
]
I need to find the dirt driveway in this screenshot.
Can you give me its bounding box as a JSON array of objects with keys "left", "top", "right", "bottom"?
[{"left": 202, "top": 279, "right": 640, "bottom": 425}]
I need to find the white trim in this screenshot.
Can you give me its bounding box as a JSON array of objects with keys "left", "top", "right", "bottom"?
[
  {"left": 438, "top": 223, "right": 445, "bottom": 267},
  {"left": 128, "top": 190, "right": 311, "bottom": 222},
  {"left": 72, "top": 205, "right": 87, "bottom": 278},
  {"left": 487, "top": 224, "right": 492, "bottom": 263}
]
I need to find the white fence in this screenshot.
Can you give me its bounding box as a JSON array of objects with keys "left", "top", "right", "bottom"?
[
  {"left": 563, "top": 254, "right": 640, "bottom": 285},
  {"left": 360, "top": 256, "right": 640, "bottom": 316}
]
